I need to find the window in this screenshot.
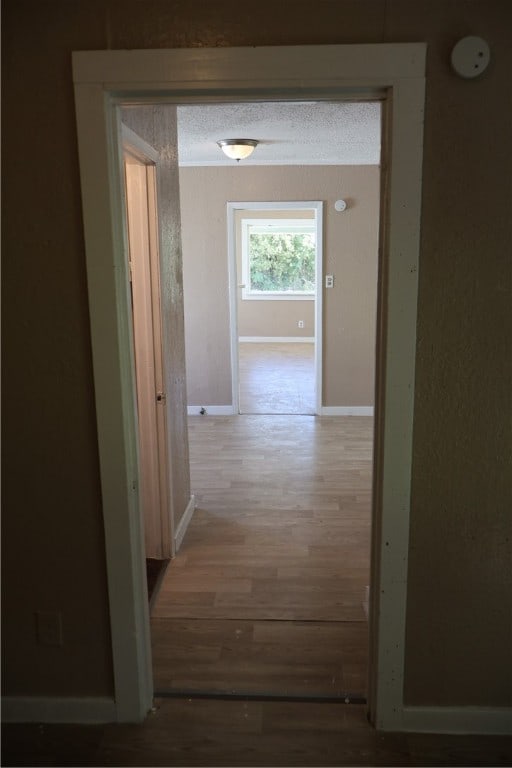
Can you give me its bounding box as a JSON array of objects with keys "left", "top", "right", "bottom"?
[{"left": 241, "top": 218, "right": 316, "bottom": 300}]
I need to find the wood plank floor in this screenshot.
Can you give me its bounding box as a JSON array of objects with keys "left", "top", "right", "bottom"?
[
  {"left": 5, "top": 374, "right": 512, "bottom": 767},
  {"left": 151, "top": 618, "right": 367, "bottom": 696},
  {"left": 4, "top": 700, "right": 512, "bottom": 767},
  {"left": 238, "top": 342, "right": 315, "bottom": 414},
  {"left": 151, "top": 414, "right": 373, "bottom": 697}
]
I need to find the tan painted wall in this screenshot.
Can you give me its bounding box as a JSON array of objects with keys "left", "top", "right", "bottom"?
[
  {"left": 2, "top": 0, "right": 511, "bottom": 709},
  {"left": 237, "top": 299, "right": 315, "bottom": 338},
  {"left": 122, "top": 107, "right": 191, "bottom": 531},
  {"left": 238, "top": 299, "right": 315, "bottom": 338},
  {"left": 235, "top": 209, "right": 316, "bottom": 338},
  {"left": 180, "top": 166, "right": 379, "bottom": 407}
]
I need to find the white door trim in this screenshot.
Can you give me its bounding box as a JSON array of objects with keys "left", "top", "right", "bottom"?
[
  {"left": 72, "top": 43, "right": 426, "bottom": 728},
  {"left": 122, "top": 125, "right": 160, "bottom": 164},
  {"left": 227, "top": 201, "right": 323, "bottom": 415},
  {"left": 227, "top": 202, "right": 240, "bottom": 415}
]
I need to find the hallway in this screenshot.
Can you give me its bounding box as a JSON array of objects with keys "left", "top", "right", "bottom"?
[{"left": 151, "top": 414, "right": 372, "bottom": 698}]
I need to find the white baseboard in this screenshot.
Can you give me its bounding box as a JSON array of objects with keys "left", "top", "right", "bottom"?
[
  {"left": 187, "top": 405, "right": 235, "bottom": 416},
  {"left": 188, "top": 405, "right": 374, "bottom": 417},
  {"left": 239, "top": 336, "right": 314, "bottom": 343},
  {"left": 174, "top": 494, "right": 196, "bottom": 552},
  {"left": 1, "top": 696, "right": 117, "bottom": 723},
  {"left": 321, "top": 406, "right": 374, "bottom": 416},
  {"left": 402, "top": 705, "right": 512, "bottom": 735}
]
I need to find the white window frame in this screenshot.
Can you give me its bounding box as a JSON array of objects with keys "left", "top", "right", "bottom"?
[{"left": 241, "top": 217, "right": 316, "bottom": 300}]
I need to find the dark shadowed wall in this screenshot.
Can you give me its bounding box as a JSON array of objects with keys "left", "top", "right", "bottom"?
[{"left": 2, "top": 0, "right": 511, "bottom": 707}]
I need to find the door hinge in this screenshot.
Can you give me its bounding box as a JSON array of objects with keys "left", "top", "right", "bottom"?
[{"left": 156, "top": 392, "right": 166, "bottom": 404}]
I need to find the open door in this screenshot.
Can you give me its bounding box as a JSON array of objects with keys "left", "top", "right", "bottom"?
[{"left": 123, "top": 138, "right": 170, "bottom": 559}]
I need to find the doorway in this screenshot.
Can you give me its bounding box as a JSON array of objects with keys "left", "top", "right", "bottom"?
[
  {"left": 73, "top": 43, "right": 426, "bottom": 727},
  {"left": 150, "top": 102, "right": 380, "bottom": 701},
  {"left": 228, "top": 201, "right": 323, "bottom": 416}
]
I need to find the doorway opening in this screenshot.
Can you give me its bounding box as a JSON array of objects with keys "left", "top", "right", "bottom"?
[
  {"left": 72, "top": 43, "right": 426, "bottom": 727},
  {"left": 229, "top": 201, "right": 323, "bottom": 416},
  {"left": 144, "top": 99, "right": 381, "bottom": 703}
]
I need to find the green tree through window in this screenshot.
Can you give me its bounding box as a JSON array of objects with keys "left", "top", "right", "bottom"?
[{"left": 249, "top": 232, "right": 316, "bottom": 293}]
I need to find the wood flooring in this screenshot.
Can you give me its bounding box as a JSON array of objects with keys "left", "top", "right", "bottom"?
[
  {"left": 238, "top": 342, "right": 315, "bottom": 414},
  {"left": 151, "top": 618, "right": 367, "bottom": 697},
  {"left": 4, "top": 700, "right": 512, "bottom": 767},
  {"left": 151, "top": 414, "right": 372, "bottom": 698},
  {"left": 4, "top": 419, "right": 512, "bottom": 766}
]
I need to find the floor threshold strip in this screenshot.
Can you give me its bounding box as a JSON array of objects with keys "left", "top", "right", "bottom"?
[
  {"left": 153, "top": 617, "right": 366, "bottom": 624},
  {"left": 154, "top": 689, "right": 367, "bottom": 704}
]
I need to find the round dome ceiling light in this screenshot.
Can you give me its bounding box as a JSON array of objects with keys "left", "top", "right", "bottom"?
[{"left": 217, "top": 139, "right": 259, "bottom": 161}]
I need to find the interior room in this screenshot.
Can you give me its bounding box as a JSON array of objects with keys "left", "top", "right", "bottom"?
[
  {"left": 178, "top": 102, "right": 380, "bottom": 420},
  {"left": 2, "top": 2, "right": 511, "bottom": 765}
]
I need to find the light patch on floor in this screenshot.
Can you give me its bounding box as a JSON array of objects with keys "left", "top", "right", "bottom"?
[{"left": 238, "top": 342, "right": 315, "bottom": 415}]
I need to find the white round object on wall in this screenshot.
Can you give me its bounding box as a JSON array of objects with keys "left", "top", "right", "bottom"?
[
  {"left": 451, "top": 36, "right": 490, "bottom": 79},
  {"left": 334, "top": 199, "right": 347, "bottom": 212}
]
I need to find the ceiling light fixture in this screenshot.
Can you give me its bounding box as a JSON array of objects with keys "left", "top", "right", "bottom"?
[{"left": 217, "top": 139, "right": 258, "bottom": 161}]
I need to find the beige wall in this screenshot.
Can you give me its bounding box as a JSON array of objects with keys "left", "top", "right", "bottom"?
[
  {"left": 237, "top": 300, "right": 315, "bottom": 338},
  {"left": 3, "top": 0, "right": 511, "bottom": 710},
  {"left": 180, "top": 166, "right": 379, "bottom": 407},
  {"left": 122, "top": 106, "right": 191, "bottom": 531}
]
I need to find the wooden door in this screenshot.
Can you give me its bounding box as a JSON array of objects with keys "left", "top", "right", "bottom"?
[{"left": 124, "top": 153, "right": 169, "bottom": 559}]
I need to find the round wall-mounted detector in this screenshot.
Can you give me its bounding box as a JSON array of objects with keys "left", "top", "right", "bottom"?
[
  {"left": 335, "top": 199, "right": 347, "bottom": 212},
  {"left": 451, "top": 36, "right": 490, "bottom": 79}
]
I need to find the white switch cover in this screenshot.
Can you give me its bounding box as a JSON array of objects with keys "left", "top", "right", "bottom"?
[{"left": 325, "top": 275, "right": 334, "bottom": 288}]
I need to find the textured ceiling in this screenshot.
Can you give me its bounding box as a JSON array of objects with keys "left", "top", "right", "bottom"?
[{"left": 177, "top": 102, "right": 381, "bottom": 166}]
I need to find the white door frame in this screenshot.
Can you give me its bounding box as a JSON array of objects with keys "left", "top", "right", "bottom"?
[
  {"left": 227, "top": 201, "right": 323, "bottom": 415},
  {"left": 72, "top": 43, "right": 426, "bottom": 728}
]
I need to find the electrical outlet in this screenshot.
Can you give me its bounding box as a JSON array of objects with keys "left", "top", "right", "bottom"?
[
  {"left": 36, "top": 611, "right": 63, "bottom": 646},
  {"left": 298, "top": 320, "right": 304, "bottom": 328},
  {"left": 325, "top": 274, "right": 334, "bottom": 288}
]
